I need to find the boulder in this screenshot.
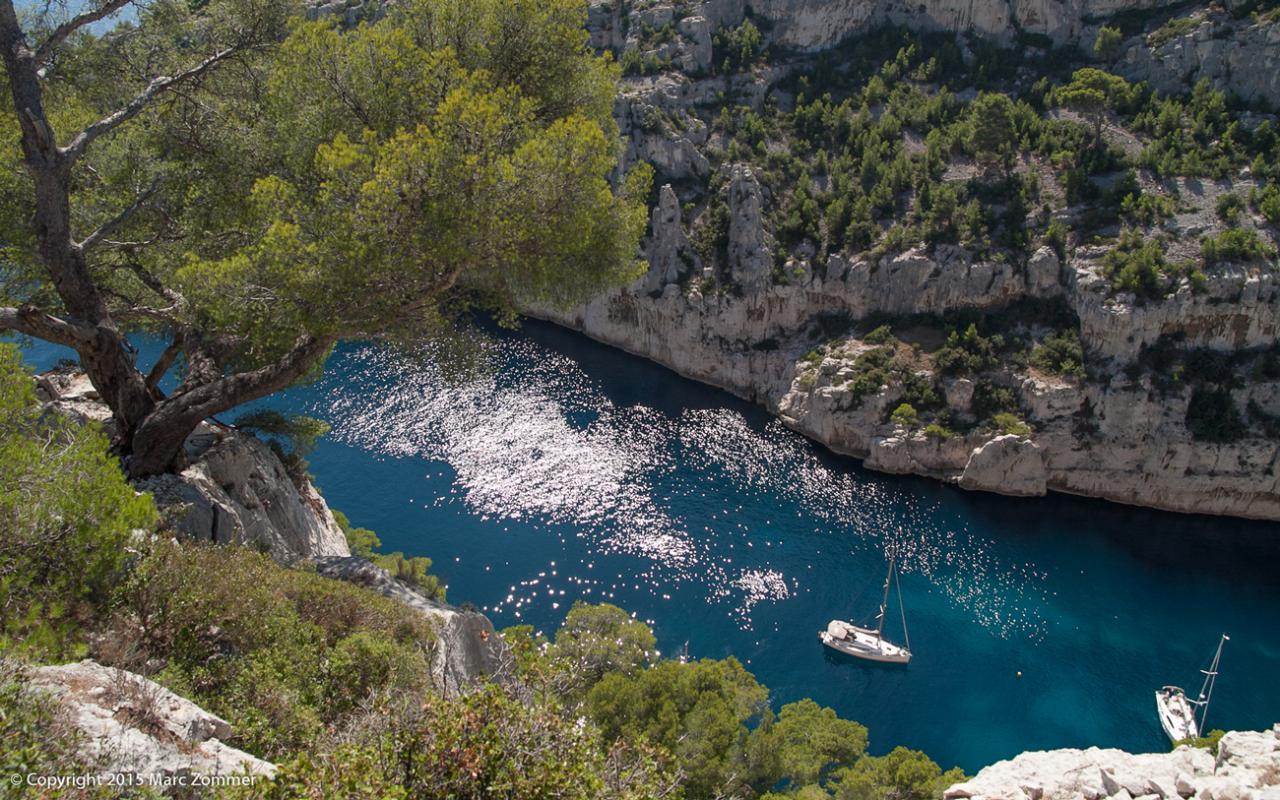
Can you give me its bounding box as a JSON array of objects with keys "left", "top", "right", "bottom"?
[
  {"left": 959, "top": 435, "right": 1048, "bottom": 497},
  {"left": 28, "top": 660, "right": 275, "bottom": 781},
  {"left": 1027, "top": 246, "right": 1063, "bottom": 297},
  {"left": 135, "top": 430, "right": 350, "bottom": 564}
]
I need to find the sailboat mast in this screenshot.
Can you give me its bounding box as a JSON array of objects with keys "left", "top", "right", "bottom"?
[
  {"left": 1196, "top": 634, "right": 1228, "bottom": 733},
  {"left": 876, "top": 549, "right": 894, "bottom": 640}
]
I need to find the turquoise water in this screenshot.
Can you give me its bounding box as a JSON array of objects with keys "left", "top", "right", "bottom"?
[{"left": 18, "top": 324, "right": 1280, "bottom": 772}]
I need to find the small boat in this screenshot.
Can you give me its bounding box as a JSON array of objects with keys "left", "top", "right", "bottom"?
[
  {"left": 819, "top": 546, "right": 912, "bottom": 664},
  {"left": 1155, "top": 633, "right": 1228, "bottom": 743},
  {"left": 679, "top": 641, "right": 690, "bottom": 664}
]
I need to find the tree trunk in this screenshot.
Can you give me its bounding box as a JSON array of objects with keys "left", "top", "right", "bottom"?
[
  {"left": 126, "top": 334, "right": 336, "bottom": 477},
  {"left": 1, "top": 4, "right": 158, "bottom": 444}
]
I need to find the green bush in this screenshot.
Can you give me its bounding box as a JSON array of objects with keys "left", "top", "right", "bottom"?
[
  {"left": 934, "top": 324, "right": 1004, "bottom": 376},
  {"left": 545, "top": 602, "right": 656, "bottom": 701},
  {"left": 924, "top": 422, "right": 959, "bottom": 440},
  {"left": 1201, "top": 228, "right": 1277, "bottom": 265},
  {"left": 1102, "top": 228, "right": 1171, "bottom": 299},
  {"left": 241, "top": 686, "right": 676, "bottom": 800},
  {"left": 1215, "top": 193, "right": 1245, "bottom": 225},
  {"left": 863, "top": 325, "right": 897, "bottom": 346},
  {"left": 1030, "top": 330, "right": 1086, "bottom": 379},
  {"left": 334, "top": 510, "right": 445, "bottom": 601},
  {"left": 0, "top": 346, "right": 156, "bottom": 659},
  {"left": 111, "top": 542, "right": 436, "bottom": 757},
  {"left": 991, "top": 412, "right": 1032, "bottom": 436},
  {"left": 1174, "top": 728, "right": 1226, "bottom": 754},
  {"left": 890, "top": 403, "right": 920, "bottom": 428}
]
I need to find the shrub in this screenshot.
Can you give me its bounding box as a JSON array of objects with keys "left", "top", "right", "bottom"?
[
  {"left": 1102, "top": 228, "right": 1171, "bottom": 299},
  {"left": 991, "top": 412, "right": 1032, "bottom": 436},
  {"left": 924, "top": 423, "right": 959, "bottom": 440},
  {"left": 1092, "top": 26, "right": 1123, "bottom": 60},
  {"left": 863, "top": 325, "right": 897, "bottom": 346},
  {"left": 0, "top": 346, "right": 156, "bottom": 659},
  {"left": 242, "top": 686, "right": 676, "bottom": 800},
  {"left": 1175, "top": 729, "right": 1227, "bottom": 754},
  {"left": 1186, "top": 388, "right": 1246, "bottom": 442},
  {"left": 334, "top": 510, "right": 445, "bottom": 601},
  {"left": 1201, "top": 229, "right": 1277, "bottom": 264},
  {"left": 1215, "top": 193, "right": 1245, "bottom": 225},
  {"left": 1030, "top": 330, "right": 1086, "bottom": 379},
  {"left": 111, "top": 542, "right": 436, "bottom": 757},
  {"left": 545, "top": 602, "right": 656, "bottom": 701},
  {"left": 1254, "top": 183, "right": 1280, "bottom": 226},
  {"left": 890, "top": 403, "right": 920, "bottom": 429},
  {"left": 934, "top": 324, "right": 1004, "bottom": 376}
]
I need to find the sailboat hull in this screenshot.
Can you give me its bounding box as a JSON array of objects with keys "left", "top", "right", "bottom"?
[
  {"left": 819, "top": 621, "right": 911, "bottom": 664},
  {"left": 1155, "top": 686, "right": 1199, "bottom": 743}
]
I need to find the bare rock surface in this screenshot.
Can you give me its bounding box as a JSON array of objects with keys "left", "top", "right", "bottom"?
[
  {"left": 41, "top": 370, "right": 350, "bottom": 563},
  {"left": 28, "top": 660, "right": 275, "bottom": 781},
  {"left": 946, "top": 726, "right": 1280, "bottom": 800}
]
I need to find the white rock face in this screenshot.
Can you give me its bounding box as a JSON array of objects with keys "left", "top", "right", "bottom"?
[
  {"left": 959, "top": 435, "right": 1049, "bottom": 496},
  {"left": 644, "top": 184, "right": 697, "bottom": 293},
  {"left": 1120, "top": 17, "right": 1280, "bottom": 109},
  {"left": 728, "top": 165, "right": 774, "bottom": 291},
  {"left": 533, "top": 231, "right": 1280, "bottom": 519},
  {"left": 947, "top": 726, "right": 1280, "bottom": 800},
  {"left": 28, "top": 660, "right": 275, "bottom": 780},
  {"left": 588, "top": 0, "right": 1185, "bottom": 52},
  {"left": 42, "top": 371, "right": 351, "bottom": 563},
  {"left": 314, "top": 557, "right": 511, "bottom": 696}
]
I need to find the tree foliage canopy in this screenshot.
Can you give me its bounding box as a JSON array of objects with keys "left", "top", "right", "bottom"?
[{"left": 0, "top": 0, "right": 649, "bottom": 474}]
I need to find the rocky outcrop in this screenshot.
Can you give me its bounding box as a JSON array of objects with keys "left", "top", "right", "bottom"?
[
  {"left": 1068, "top": 260, "right": 1280, "bottom": 363},
  {"left": 728, "top": 166, "right": 775, "bottom": 291},
  {"left": 40, "top": 371, "right": 350, "bottom": 563},
  {"left": 536, "top": 217, "right": 1280, "bottom": 519},
  {"left": 946, "top": 726, "right": 1280, "bottom": 800},
  {"left": 314, "top": 556, "right": 510, "bottom": 696},
  {"left": 27, "top": 660, "right": 275, "bottom": 781},
  {"left": 588, "top": 0, "right": 1184, "bottom": 56},
  {"left": 1119, "top": 16, "right": 1280, "bottom": 110},
  {"left": 959, "top": 435, "right": 1048, "bottom": 497},
  {"left": 645, "top": 184, "right": 699, "bottom": 293}
]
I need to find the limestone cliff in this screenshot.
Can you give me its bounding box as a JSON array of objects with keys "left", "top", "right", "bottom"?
[{"left": 534, "top": 0, "right": 1280, "bottom": 521}]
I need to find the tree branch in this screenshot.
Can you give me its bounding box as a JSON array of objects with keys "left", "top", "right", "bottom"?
[
  {"left": 61, "top": 46, "right": 238, "bottom": 163},
  {"left": 33, "top": 0, "right": 133, "bottom": 65},
  {"left": 78, "top": 177, "right": 159, "bottom": 251},
  {"left": 0, "top": 305, "right": 96, "bottom": 347},
  {"left": 175, "top": 334, "right": 335, "bottom": 421},
  {"left": 146, "top": 337, "right": 181, "bottom": 394}
]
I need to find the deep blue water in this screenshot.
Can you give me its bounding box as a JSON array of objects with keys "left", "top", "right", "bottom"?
[{"left": 16, "top": 324, "right": 1280, "bottom": 773}]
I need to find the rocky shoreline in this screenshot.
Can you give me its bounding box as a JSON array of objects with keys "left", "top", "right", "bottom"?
[{"left": 945, "top": 726, "right": 1280, "bottom": 800}]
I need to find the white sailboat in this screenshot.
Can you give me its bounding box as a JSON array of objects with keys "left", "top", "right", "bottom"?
[
  {"left": 819, "top": 547, "right": 912, "bottom": 664},
  {"left": 1155, "top": 634, "right": 1228, "bottom": 743}
]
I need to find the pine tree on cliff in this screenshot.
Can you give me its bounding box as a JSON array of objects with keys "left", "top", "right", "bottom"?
[{"left": 0, "top": 0, "right": 650, "bottom": 477}]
